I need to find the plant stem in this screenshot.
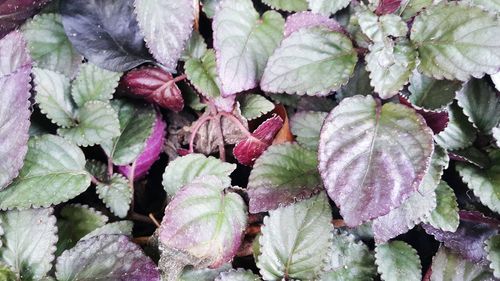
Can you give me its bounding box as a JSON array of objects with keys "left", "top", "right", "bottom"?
[
  {"left": 149, "top": 213, "right": 161, "bottom": 228},
  {"left": 188, "top": 114, "right": 213, "bottom": 153},
  {"left": 217, "top": 111, "right": 252, "bottom": 137},
  {"left": 215, "top": 115, "right": 226, "bottom": 161},
  {"left": 90, "top": 175, "right": 102, "bottom": 186}
]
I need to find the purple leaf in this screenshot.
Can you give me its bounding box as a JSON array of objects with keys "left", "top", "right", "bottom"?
[
  {"left": 375, "top": 0, "right": 402, "bottom": 15},
  {"left": 118, "top": 113, "right": 166, "bottom": 179},
  {"left": 284, "top": 11, "right": 345, "bottom": 37},
  {"left": 423, "top": 211, "right": 500, "bottom": 264},
  {"left": 0, "top": 31, "right": 32, "bottom": 189},
  {"left": 121, "top": 67, "right": 184, "bottom": 112},
  {"left": 0, "top": 0, "right": 51, "bottom": 39},
  {"left": 399, "top": 95, "right": 449, "bottom": 134},
  {"left": 318, "top": 95, "right": 434, "bottom": 227},
  {"left": 233, "top": 115, "right": 284, "bottom": 166}
]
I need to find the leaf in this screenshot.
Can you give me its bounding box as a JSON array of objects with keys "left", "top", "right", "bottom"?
[
  {"left": 22, "top": 13, "right": 81, "bottom": 77},
  {"left": 424, "top": 181, "right": 460, "bottom": 232},
  {"left": 121, "top": 66, "right": 184, "bottom": 112},
  {"left": 430, "top": 246, "right": 495, "bottom": 281},
  {"left": 60, "top": 0, "right": 152, "bottom": 72},
  {"left": 456, "top": 150, "right": 500, "bottom": 214},
  {"left": 406, "top": 70, "right": 461, "bottom": 111},
  {"left": 494, "top": 126, "right": 500, "bottom": 147},
  {"left": 101, "top": 99, "right": 156, "bottom": 165},
  {"left": 233, "top": 115, "right": 284, "bottom": 166},
  {"left": 336, "top": 61, "right": 374, "bottom": 101},
  {"left": 118, "top": 113, "right": 167, "bottom": 179},
  {"left": 456, "top": 78, "right": 500, "bottom": 134},
  {"left": 0, "top": 208, "right": 57, "bottom": 280},
  {"left": 81, "top": 221, "right": 134, "bottom": 241},
  {"left": 290, "top": 111, "right": 328, "bottom": 150},
  {"left": 159, "top": 176, "right": 247, "bottom": 268},
  {"left": 374, "top": 241, "right": 421, "bottom": 281},
  {"left": 0, "top": 32, "right": 32, "bottom": 189},
  {"left": 257, "top": 193, "right": 333, "bottom": 280},
  {"left": 423, "top": 211, "right": 500, "bottom": 264},
  {"left": 0, "top": 264, "right": 16, "bottom": 281},
  {"left": 307, "top": 0, "right": 351, "bottom": 15},
  {"left": 449, "top": 146, "right": 490, "bottom": 169},
  {"left": 238, "top": 94, "right": 274, "bottom": 120},
  {"left": 261, "top": 26, "right": 357, "bottom": 96},
  {"left": 486, "top": 235, "right": 500, "bottom": 278},
  {"left": 201, "top": 0, "right": 220, "bottom": 18},
  {"left": 248, "top": 143, "right": 322, "bottom": 213},
  {"left": 410, "top": 3, "right": 500, "bottom": 81},
  {"left": 357, "top": 6, "right": 408, "bottom": 42},
  {"left": 185, "top": 49, "right": 221, "bottom": 99},
  {"left": 375, "top": 0, "right": 402, "bottom": 15},
  {"left": 0, "top": 0, "right": 50, "bottom": 39},
  {"left": 283, "top": 11, "right": 345, "bottom": 38},
  {"left": 371, "top": 145, "right": 449, "bottom": 242},
  {"left": 162, "top": 154, "right": 236, "bottom": 199},
  {"left": 366, "top": 38, "right": 416, "bottom": 99},
  {"left": 58, "top": 100, "right": 121, "bottom": 147},
  {"left": 398, "top": 0, "right": 433, "bottom": 20},
  {"left": 179, "top": 264, "right": 232, "bottom": 281},
  {"left": 55, "top": 235, "right": 160, "bottom": 281},
  {"left": 135, "top": 0, "right": 194, "bottom": 71},
  {"left": 462, "top": 0, "right": 500, "bottom": 13},
  {"left": 262, "top": 0, "right": 308, "bottom": 11},
  {"left": 213, "top": 0, "right": 284, "bottom": 95},
  {"left": 181, "top": 31, "right": 207, "bottom": 61},
  {"left": 215, "top": 269, "right": 261, "bottom": 281},
  {"left": 435, "top": 103, "right": 477, "bottom": 150},
  {"left": 71, "top": 63, "right": 121, "bottom": 107},
  {"left": 320, "top": 231, "right": 376, "bottom": 281},
  {"left": 0, "top": 134, "right": 91, "bottom": 210},
  {"left": 399, "top": 95, "right": 450, "bottom": 134},
  {"left": 96, "top": 174, "right": 132, "bottom": 218},
  {"left": 56, "top": 204, "right": 108, "bottom": 255},
  {"left": 33, "top": 68, "right": 75, "bottom": 127},
  {"left": 318, "top": 95, "right": 434, "bottom": 226}
]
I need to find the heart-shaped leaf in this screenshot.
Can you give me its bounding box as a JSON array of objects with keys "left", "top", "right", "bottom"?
[
  {"left": 22, "top": 13, "right": 81, "bottom": 77},
  {"left": 375, "top": 241, "right": 421, "bottom": 281},
  {"left": 238, "top": 94, "right": 275, "bottom": 120},
  {"left": 61, "top": 0, "right": 152, "bottom": 72},
  {"left": 434, "top": 103, "right": 476, "bottom": 150},
  {"left": 0, "top": 208, "right": 57, "bottom": 280},
  {"left": 0, "top": 134, "right": 91, "bottom": 210},
  {"left": 261, "top": 26, "right": 357, "bottom": 96},
  {"left": 213, "top": 0, "right": 284, "bottom": 95},
  {"left": 407, "top": 71, "right": 461, "bottom": 111},
  {"left": 71, "top": 63, "right": 121, "bottom": 107},
  {"left": 423, "top": 181, "right": 459, "bottom": 232},
  {"left": 262, "top": 0, "right": 308, "bottom": 11},
  {"left": 318, "top": 95, "right": 434, "bottom": 226},
  {"left": 0, "top": 32, "right": 32, "bottom": 189},
  {"left": 55, "top": 235, "right": 160, "bottom": 281},
  {"left": 0, "top": 0, "right": 50, "bottom": 39},
  {"left": 185, "top": 49, "right": 221, "bottom": 99},
  {"left": 410, "top": 3, "right": 500, "bottom": 81},
  {"left": 135, "top": 0, "right": 194, "bottom": 71},
  {"left": 248, "top": 143, "right": 322, "bottom": 213},
  {"left": 307, "top": 0, "right": 351, "bottom": 15},
  {"left": 96, "top": 174, "right": 132, "bottom": 218},
  {"left": 257, "top": 193, "right": 333, "bottom": 280},
  {"left": 290, "top": 111, "right": 328, "bottom": 150}
]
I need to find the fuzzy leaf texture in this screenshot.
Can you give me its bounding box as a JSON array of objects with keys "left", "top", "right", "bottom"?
[
  {"left": 213, "top": 0, "right": 284, "bottom": 96},
  {"left": 96, "top": 174, "right": 132, "bottom": 218},
  {"left": 407, "top": 70, "right": 461, "bottom": 111},
  {"left": 257, "top": 193, "right": 333, "bottom": 280},
  {"left": 486, "top": 235, "right": 500, "bottom": 278},
  {"left": 238, "top": 94, "right": 275, "bottom": 120},
  {"left": 216, "top": 269, "right": 261, "bottom": 281},
  {"left": 307, "top": 0, "right": 351, "bottom": 15},
  {"left": 424, "top": 181, "right": 460, "bottom": 232},
  {"left": 0, "top": 135, "right": 91, "bottom": 210},
  {"left": 318, "top": 95, "right": 434, "bottom": 226},
  {"left": 71, "top": 63, "right": 121, "bottom": 107},
  {"left": 262, "top": 0, "right": 308, "bottom": 11},
  {"left": 0, "top": 0, "right": 50, "bottom": 38},
  {"left": 375, "top": 241, "right": 421, "bottom": 281},
  {"left": 357, "top": 7, "right": 408, "bottom": 42},
  {"left": 185, "top": 49, "right": 221, "bottom": 99},
  {"left": 290, "top": 111, "right": 327, "bottom": 150}
]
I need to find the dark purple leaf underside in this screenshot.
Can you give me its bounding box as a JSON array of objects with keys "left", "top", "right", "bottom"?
[
  {"left": 284, "top": 11, "right": 345, "bottom": 37},
  {"left": 375, "top": 0, "right": 402, "bottom": 15},
  {"left": 399, "top": 95, "right": 449, "bottom": 134},
  {"left": 0, "top": 0, "right": 51, "bottom": 39}
]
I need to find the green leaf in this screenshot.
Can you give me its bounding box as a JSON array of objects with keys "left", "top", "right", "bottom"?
[
  {"left": 307, "top": 0, "right": 351, "bottom": 15},
  {"left": 70, "top": 63, "right": 121, "bottom": 107},
  {"left": 181, "top": 31, "right": 208, "bottom": 61},
  {"left": 184, "top": 49, "right": 221, "bottom": 99},
  {"left": 456, "top": 150, "right": 500, "bottom": 214},
  {"left": 81, "top": 221, "right": 134, "bottom": 241},
  {"left": 435, "top": 103, "right": 476, "bottom": 150},
  {"left": 424, "top": 181, "right": 460, "bottom": 232},
  {"left": 162, "top": 154, "right": 236, "bottom": 199},
  {"left": 398, "top": 0, "right": 433, "bottom": 20},
  {"left": 410, "top": 3, "right": 500, "bottom": 81},
  {"left": 366, "top": 39, "right": 416, "bottom": 99},
  {"left": 357, "top": 7, "right": 408, "bottom": 42},
  {"left": 262, "top": 0, "right": 308, "bottom": 11},
  {"left": 96, "top": 174, "right": 132, "bottom": 218},
  {"left": 58, "top": 100, "right": 121, "bottom": 147},
  {"left": 33, "top": 67, "right": 76, "bottom": 127},
  {"left": 101, "top": 99, "right": 156, "bottom": 165},
  {"left": 456, "top": 78, "right": 500, "bottom": 134},
  {"left": 56, "top": 204, "right": 108, "bottom": 256},
  {"left": 462, "top": 0, "right": 500, "bottom": 13},
  {"left": 214, "top": 0, "right": 284, "bottom": 95},
  {"left": 248, "top": 143, "right": 323, "bottom": 213},
  {"left": 430, "top": 246, "right": 495, "bottom": 281},
  {"left": 22, "top": 13, "right": 81, "bottom": 77},
  {"left": 201, "top": 0, "right": 220, "bottom": 18},
  {"left": 375, "top": 241, "right": 421, "bottom": 281},
  {"left": 0, "top": 208, "right": 57, "bottom": 281},
  {"left": 486, "top": 235, "right": 500, "bottom": 278},
  {"left": 262, "top": 26, "right": 357, "bottom": 96},
  {"left": 216, "top": 269, "right": 261, "bottom": 281},
  {"left": 0, "top": 134, "right": 90, "bottom": 210},
  {"left": 320, "top": 231, "right": 376, "bottom": 281},
  {"left": 257, "top": 193, "right": 333, "bottom": 280},
  {"left": 290, "top": 111, "right": 328, "bottom": 150},
  {"left": 0, "top": 264, "right": 16, "bottom": 281},
  {"left": 336, "top": 61, "right": 374, "bottom": 102},
  {"left": 179, "top": 264, "right": 232, "bottom": 281},
  {"left": 407, "top": 70, "right": 461, "bottom": 111},
  {"left": 238, "top": 94, "right": 274, "bottom": 120}
]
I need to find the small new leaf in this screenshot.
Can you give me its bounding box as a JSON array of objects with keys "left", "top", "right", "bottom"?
[
  {"left": 375, "top": 241, "right": 421, "bottom": 281},
  {"left": 96, "top": 174, "right": 132, "bottom": 218},
  {"left": 185, "top": 49, "right": 221, "bottom": 99},
  {"left": 238, "top": 94, "right": 275, "bottom": 120}
]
